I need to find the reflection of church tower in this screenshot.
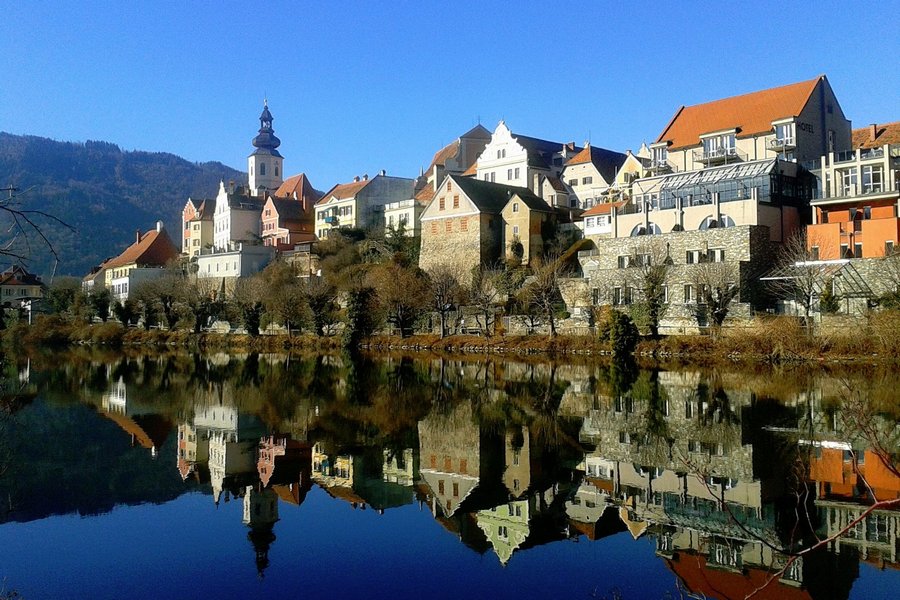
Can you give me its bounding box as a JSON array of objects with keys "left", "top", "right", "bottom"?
[
  {"left": 243, "top": 486, "right": 279, "bottom": 577},
  {"left": 248, "top": 100, "right": 284, "bottom": 197}
]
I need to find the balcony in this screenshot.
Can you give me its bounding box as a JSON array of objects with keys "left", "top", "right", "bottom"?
[
  {"left": 323, "top": 215, "right": 339, "bottom": 225},
  {"left": 649, "top": 159, "right": 672, "bottom": 174},
  {"left": 692, "top": 147, "right": 747, "bottom": 167},
  {"left": 768, "top": 137, "right": 796, "bottom": 153}
]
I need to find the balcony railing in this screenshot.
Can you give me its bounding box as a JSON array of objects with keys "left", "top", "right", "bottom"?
[
  {"left": 835, "top": 147, "right": 886, "bottom": 163},
  {"left": 692, "top": 147, "right": 747, "bottom": 166},
  {"left": 649, "top": 159, "right": 672, "bottom": 174},
  {"left": 323, "top": 216, "right": 339, "bottom": 225},
  {"left": 768, "top": 137, "right": 796, "bottom": 152}
]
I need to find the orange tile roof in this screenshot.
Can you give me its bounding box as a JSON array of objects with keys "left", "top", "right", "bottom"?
[
  {"left": 852, "top": 121, "right": 900, "bottom": 149},
  {"left": 656, "top": 76, "right": 822, "bottom": 150},
  {"left": 581, "top": 201, "right": 625, "bottom": 217},
  {"left": 415, "top": 185, "right": 436, "bottom": 204},
  {"left": 274, "top": 173, "right": 321, "bottom": 208},
  {"left": 429, "top": 140, "right": 460, "bottom": 172},
  {"left": 103, "top": 227, "right": 179, "bottom": 270},
  {"left": 461, "top": 162, "right": 477, "bottom": 177},
  {"left": 315, "top": 178, "right": 371, "bottom": 205}
]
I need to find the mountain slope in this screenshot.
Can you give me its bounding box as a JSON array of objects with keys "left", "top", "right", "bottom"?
[{"left": 0, "top": 132, "right": 246, "bottom": 276}]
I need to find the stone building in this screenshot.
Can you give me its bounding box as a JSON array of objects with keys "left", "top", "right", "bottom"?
[{"left": 418, "top": 174, "right": 554, "bottom": 273}]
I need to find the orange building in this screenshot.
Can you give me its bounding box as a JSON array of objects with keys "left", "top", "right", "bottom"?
[{"left": 807, "top": 122, "right": 900, "bottom": 259}]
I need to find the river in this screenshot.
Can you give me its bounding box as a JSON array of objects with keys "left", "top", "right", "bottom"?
[{"left": 1, "top": 350, "right": 898, "bottom": 599}]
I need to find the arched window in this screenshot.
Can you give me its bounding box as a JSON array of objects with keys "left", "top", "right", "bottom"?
[
  {"left": 700, "top": 215, "right": 735, "bottom": 230},
  {"left": 260, "top": 162, "right": 266, "bottom": 176},
  {"left": 275, "top": 165, "right": 279, "bottom": 176}
]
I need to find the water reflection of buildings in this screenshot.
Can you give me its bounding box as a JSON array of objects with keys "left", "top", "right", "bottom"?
[
  {"left": 311, "top": 443, "right": 416, "bottom": 511},
  {"left": 99, "top": 376, "right": 173, "bottom": 458}
]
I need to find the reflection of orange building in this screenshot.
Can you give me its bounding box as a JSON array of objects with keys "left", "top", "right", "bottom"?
[
  {"left": 667, "top": 553, "right": 813, "bottom": 600},
  {"left": 809, "top": 447, "right": 900, "bottom": 502},
  {"left": 807, "top": 122, "right": 900, "bottom": 259}
]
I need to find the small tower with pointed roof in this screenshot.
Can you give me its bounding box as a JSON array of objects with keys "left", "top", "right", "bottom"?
[{"left": 248, "top": 100, "right": 284, "bottom": 196}]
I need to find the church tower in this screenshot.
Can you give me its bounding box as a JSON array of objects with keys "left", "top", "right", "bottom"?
[{"left": 248, "top": 100, "right": 283, "bottom": 196}]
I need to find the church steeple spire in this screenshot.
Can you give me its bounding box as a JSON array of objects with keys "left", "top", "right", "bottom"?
[{"left": 248, "top": 99, "right": 284, "bottom": 196}]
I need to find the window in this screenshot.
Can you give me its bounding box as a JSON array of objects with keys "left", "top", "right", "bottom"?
[
  {"left": 686, "top": 250, "right": 701, "bottom": 264},
  {"left": 490, "top": 172, "right": 496, "bottom": 183},
  {"left": 613, "top": 287, "right": 623, "bottom": 305},
  {"left": 684, "top": 284, "right": 694, "bottom": 303},
  {"left": 275, "top": 165, "right": 279, "bottom": 176},
  {"left": 459, "top": 459, "right": 467, "bottom": 474},
  {"left": 862, "top": 166, "right": 884, "bottom": 193},
  {"left": 260, "top": 162, "right": 266, "bottom": 176},
  {"left": 662, "top": 285, "right": 669, "bottom": 304},
  {"left": 840, "top": 168, "right": 858, "bottom": 196},
  {"left": 507, "top": 168, "right": 513, "bottom": 180},
  {"left": 774, "top": 122, "right": 795, "bottom": 145},
  {"left": 586, "top": 217, "right": 595, "bottom": 227},
  {"left": 431, "top": 222, "right": 438, "bottom": 234},
  {"left": 514, "top": 167, "right": 520, "bottom": 179},
  {"left": 854, "top": 242, "right": 863, "bottom": 258},
  {"left": 460, "top": 217, "right": 468, "bottom": 232},
  {"left": 828, "top": 129, "right": 835, "bottom": 152},
  {"left": 840, "top": 243, "right": 849, "bottom": 258},
  {"left": 445, "top": 220, "right": 452, "bottom": 233},
  {"left": 512, "top": 225, "right": 519, "bottom": 235},
  {"left": 512, "top": 202, "right": 519, "bottom": 213},
  {"left": 708, "top": 248, "right": 725, "bottom": 262},
  {"left": 619, "top": 431, "right": 630, "bottom": 444},
  {"left": 568, "top": 178, "right": 578, "bottom": 186},
  {"left": 483, "top": 173, "right": 490, "bottom": 181},
  {"left": 886, "top": 241, "right": 894, "bottom": 256},
  {"left": 811, "top": 246, "right": 820, "bottom": 260},
  {"left": 651, "top": 145, "right": 668, "bottom": 167},
  {"left": 439, "top": 197, "right": 445, "bottom": 210},
  {"left": 438, "top": 480, "right": 444, "bottom": 495},
  {"left": 617, "top": 255, "right": 628, "bottom": 269},
  {"left": 452, "top": 195, "right": 459, "bottom": 209},
  {"left": 702, "top": 133, "right": 736, "bottom": 158},
  {"left": 624, "top": 287, "right": 633, "bottom": 304},
  {"left": 582, "top": 176, "right": 593, "bottom": 185},
  {"left": 452, "top": 482, "right": 459, "bottom": 497}
]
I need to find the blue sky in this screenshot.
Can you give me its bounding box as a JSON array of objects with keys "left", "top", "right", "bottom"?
[{"left": 2, "top": 1, "right": 898, "bottom": 190}]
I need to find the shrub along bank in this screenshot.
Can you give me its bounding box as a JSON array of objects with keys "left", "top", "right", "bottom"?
[{"left": 7, "top": 311, "right": 900, "bottom": 365}]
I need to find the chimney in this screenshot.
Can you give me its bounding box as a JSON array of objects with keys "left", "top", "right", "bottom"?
[
  {"left": 353, "top": 176, "right": 360, "bottom": 182},
  {"left": 156, "top": 220, "right": 164, "bottom": 232},
  {"left": 870, "top": 123, "right": 878, "bottom": 142},
  {"left": 363, "top": 173, "right": 369, "bottom": 181},
  {"left": 379, "top": 169, "right": 386, "bottom": 176},
  {"left": 135, "top": 229, "right": 141, "bottom": 244}
]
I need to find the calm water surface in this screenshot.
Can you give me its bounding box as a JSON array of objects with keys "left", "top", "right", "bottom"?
[{"left": 1, "top": 351, "right": 899, "bottom": 599}]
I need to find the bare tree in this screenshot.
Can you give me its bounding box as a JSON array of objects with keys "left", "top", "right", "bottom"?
[
  {"left": 469, "top": 265, "right": 501, "bottom": 336},
  {"left": 0, "top": 186, "right": 73, "bottom": 264},
  {"left": 368, "top": 261, "right": 430, "bottom": 338},
  {"left": 693, "top": 262, "right": 740, "bottom": 332},
  {"left": 766, "top": 232, "right": 823, "bottom": 321},
  {"left": 519, "top": 255, "right": 567, "bottom": 338},
  {"left": 627, "top": 241, "right": 672, "bottom": 338},
  {"left": 232, "top": 275, "right": 266, "bottom": 336},
  {"left": 302, "top": 276, "right": 339, "bottom": 336},
  {"left": 429, "top": 264, "right": 467, "bottom": 338}
]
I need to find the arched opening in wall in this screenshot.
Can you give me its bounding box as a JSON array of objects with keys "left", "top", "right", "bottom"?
[
  {"left": 700, "top": 215, "right": 736, "bottom": 230},
  {"left": 260, "top": 162, "right": 267, "bottom": 176},
  {"left": 672, "top": 224, "right": 684, "bottom": 232},
  {"left": 275, "top": 165, "right": 279, "bottom": 177},
  {"left": 631, "top": 222, "right": 661, "bottom": 237}
]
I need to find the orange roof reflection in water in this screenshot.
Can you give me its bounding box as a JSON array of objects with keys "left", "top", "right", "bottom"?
[{"left": 667, "top": 553, "right": 812, "bottom": 600}]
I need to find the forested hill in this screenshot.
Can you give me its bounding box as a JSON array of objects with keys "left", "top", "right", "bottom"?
[{"left": 0, "top": 132, "right": 246, "bottom": 277}]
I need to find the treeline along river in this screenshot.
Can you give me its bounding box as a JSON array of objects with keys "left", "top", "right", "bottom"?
[{"left": 1, "top": 349, "right": 899, "bottom": 599}]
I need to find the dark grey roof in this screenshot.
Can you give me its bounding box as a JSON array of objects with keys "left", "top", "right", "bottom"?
[
  {"left": 451, "top": 175, "right": 549, "bottom": 214},
  {"left": 513, "top": 133, "right": 570, "bottom": 169},
  {"left": 270, "top": 198, "right": 307, "bottom": 221}
]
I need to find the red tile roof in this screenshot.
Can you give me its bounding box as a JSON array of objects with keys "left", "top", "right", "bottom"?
[
  {"left": 852, "top": 121, "right": 900, "bottom": 149},
  {"left": 0, "top": 266, "right": 42, "bottom": 287},
  {"left": 274, "top": 173, "right": 321, "bottom": 209},
  {"left": 656, "top": 76, "right": 822, "bottom": 150},
  {"left": 103, "top": 226, "right": 179, "bottom": 270},
  {"left": 581, "top": 201, "right": 625, "bottom": 217},
  {"left": 429, "top": 140, "right": 460, "bottom": 172},
  {"left": 315, "top": 178, "right": 371, "bottom": 205},
  {"left": 461, "top": 162, "right": 477, "bottom": 177},
  {"left": 415, "top": 185, "right": 436, "bottom": 204}
]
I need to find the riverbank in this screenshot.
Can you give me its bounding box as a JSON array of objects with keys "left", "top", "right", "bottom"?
[{"left": 5, "top": 314, "right": 899, "bottom": 365}]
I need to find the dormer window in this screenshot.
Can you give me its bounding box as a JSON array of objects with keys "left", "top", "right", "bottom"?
[{"left": 774, "top": 122, "right": 795, "bottom": 145}]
